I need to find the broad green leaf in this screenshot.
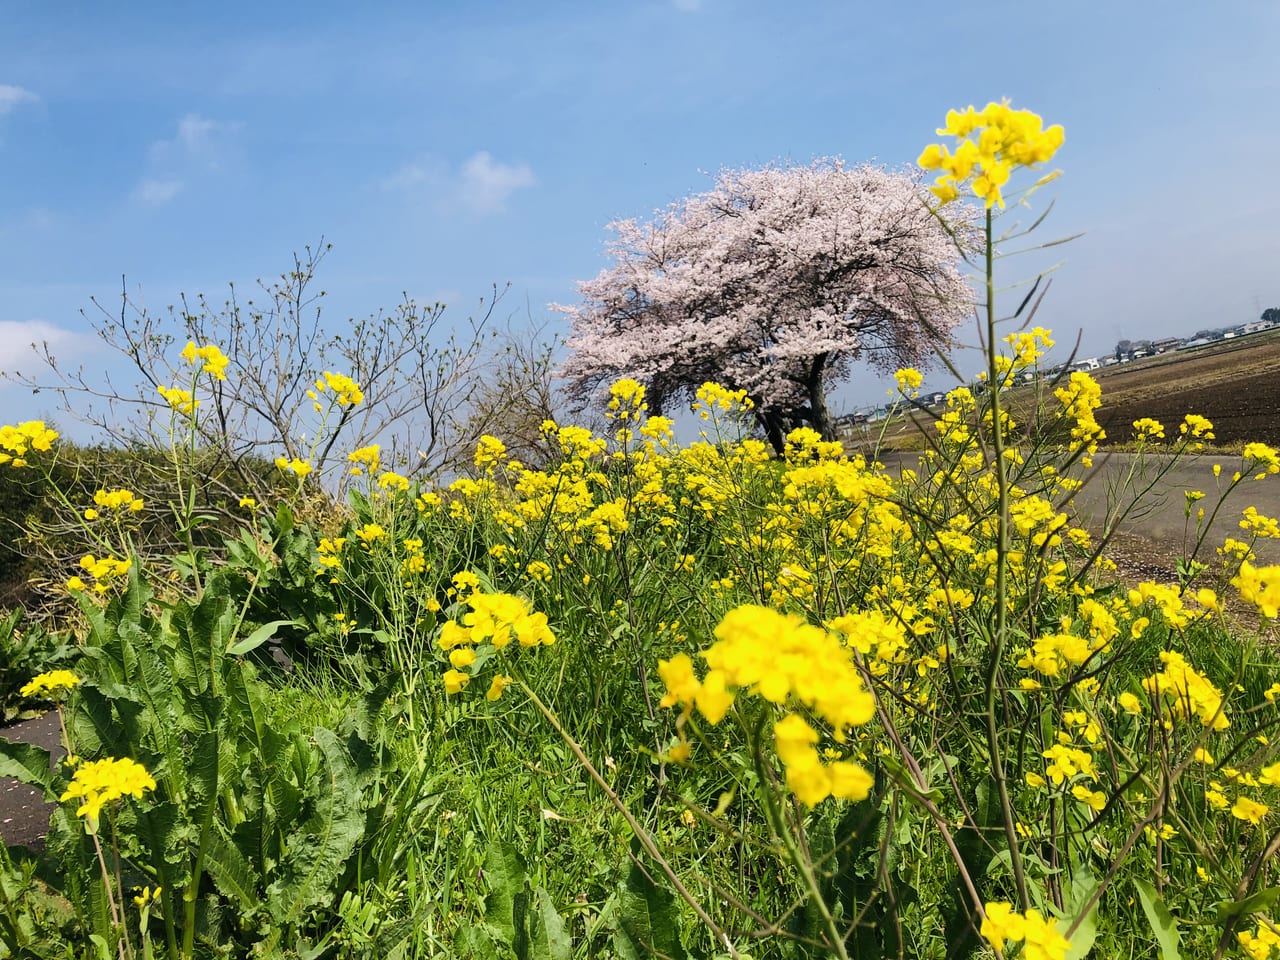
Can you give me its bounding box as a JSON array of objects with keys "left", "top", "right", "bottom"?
[
  {"left": 0, "top": 740, "right": 56, "bottom": 800},
  {"left": 529, "top": 888, "right": 571, "bottom": 960},
  {"left": 1062, "top": 868, "right": 1100, "bottom": 960},
  {"left": 227, "top": 619, "right": 293, "bottom": 656},
  {"left": 611, "top": 860, "right": 686, "bottom": 960},
  {"left": 203, "top": 827, "right": 263, "bottom": 912},
  {"left": 484, "top": 841, "right": 530, "bottom": 945},
  {"left": 1133, "top": 878, "right": 1182, "bottom": 960},
  {"left": 1215, "top": 887, "right": 1280, "bottom": 922},
  {"left": 266, "top": 727, "right": 364, "bottom": 925},
  {"left": 454, "top": 922, "right": 501, "bottom": 960}
]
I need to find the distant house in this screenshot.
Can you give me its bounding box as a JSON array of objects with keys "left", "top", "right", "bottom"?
[
  {"left": 1152, "top": 337, "right": 1183, "bottom": 354},
  {"left": 1243, "top": 320, "right": 1276, "bottom": 335}
]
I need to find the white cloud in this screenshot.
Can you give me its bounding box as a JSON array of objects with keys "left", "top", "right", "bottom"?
[
  {"left": 378, "top": 157, "right": 447, "bottom": 192},
  {"left": 0, "top": 320, "right": 76, "bottom": 371},
  {"left": 147, "top": 112, "right": 231, "bottom": 171},
  {"left": 133, "top": 177, "right": 185, "bottom": 206},
  {"left": 457, "top": 151, "right": 535, "bottom": 214},
  {"left": 379, "top": 151, "right": 535, "bottom": 216},
  {"left": 0, "top": 84, "right": 38, "bottom": 115},
  {"left": 134, "top": 113, "right": 235, "bottom": 205},
  {"left": 176, "top": 113, "right": 219, "bottom": 152}
]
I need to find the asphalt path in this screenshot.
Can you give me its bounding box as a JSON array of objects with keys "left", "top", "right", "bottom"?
[
  {"left": 879, "top": 449, "right": 1280, "bottom": 566},
  {"left": 0, "top": 711, "right": 62, "bottom": 852},
  {"left": 1068, "top": 451, "right": 1280, "bottom": 567}
]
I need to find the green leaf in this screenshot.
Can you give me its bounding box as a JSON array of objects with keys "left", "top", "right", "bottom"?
[
  {"left": 483, "top": 841, "right": 530, "bottom": 946},
  {"left": 203, "top": 827, "right": 264, "bottom": 912},
  {"left": 529, "top": 888, "right": 571, "bottom": 960},
  {"left": 454, "top": 922, "right": 501, "bottom": 960},
  {"left": 0, "top": 740, "right": 57, "bottom": 801},
  {"left": 1215, "top": 887, "right": 1280, "bottom": 922},
  {"left": 274, "top": 501, "right": 296, "bottom": 536},
  {"left": 227, "top": 620, "right": 293, "bottom": 656},
  {"left": 266, "top": 727, "right": 365, "bottom": 925},
  {"left": 1062, "top": 868, "right": 1100, "bottom": 960},
  {"left": 1133, "top": 878, "right": 1182, "bottom": 960},
  {"left": 611, "top": 859, "right": 686, "bottom": 960}
]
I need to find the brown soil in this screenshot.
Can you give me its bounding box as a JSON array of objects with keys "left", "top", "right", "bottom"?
[{"left": 1092, "top": 334, "right": 1280, "bottom": 447}]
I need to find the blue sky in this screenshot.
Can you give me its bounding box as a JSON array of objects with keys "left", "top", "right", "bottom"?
[{"left": 2, "top": 0, "right": 1277, "bottom": 427}]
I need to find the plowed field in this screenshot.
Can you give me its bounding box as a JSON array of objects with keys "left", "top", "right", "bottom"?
[{"left": 1092, "top": 332, "right": 1280, "bottom": 446}]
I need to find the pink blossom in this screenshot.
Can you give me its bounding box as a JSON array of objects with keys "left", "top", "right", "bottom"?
[{"left": 556, "top": 159, "right": 973, "bottom": 446}]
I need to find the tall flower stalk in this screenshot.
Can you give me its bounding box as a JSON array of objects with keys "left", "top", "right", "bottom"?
[{"left": 920, "top": 100, "right": 1068, "bottom": 915}]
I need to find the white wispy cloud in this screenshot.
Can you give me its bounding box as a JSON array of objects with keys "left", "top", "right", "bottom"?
[
  {"left": 0, "top": 84, "right": 38, "bottom": 115},
  {"left": 379, "top": 150, "right": 535, "bottom": 216},
  {"left": 0, "top": 320, "right": 76, "bottom": 371},
  {"left": 133, "top": 113, "right": 236, "bottom": 205},
  {"left": 134, "top": 178, "right": 185, "bottom": 205},
  {"left": 378, "top": 157, "right": 448, "bottom": 192},
  {"left": 457, "top": 151, "right": 536, "bottom": 214}
]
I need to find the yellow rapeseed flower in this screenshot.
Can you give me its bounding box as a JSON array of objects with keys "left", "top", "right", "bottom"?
[
  {"left": 0, "top": 421, "right": 59, "bottom": 467},
  {"left": 179, "top": 342, "right": 230, "bottom": 380},
  {"left": 1233, "top": 795, "right": 1269, "bottom": 825},
  {"left": 1233, "top": 561, "right": 1280, "bottom": 619},
  {"left": 60, "top": 757, "right": 156, "bottom": 824},
  {"left": 275, "top": 456, "right": 314, "bottom": 478},
  {"left": 20, "top": 670, "right": 80, "bottom": 699},
  {"left": 315, "top": 371, "right": 364, "bottom": 406},
  {"left": 157, "top": 384, "right": 199, "bottom": 415},
  {"left": 919, "top": 101, "right": 1064, "bottom": 209}
]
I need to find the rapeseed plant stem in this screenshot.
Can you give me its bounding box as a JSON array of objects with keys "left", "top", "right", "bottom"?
[
  {"left": 982, "top": 205, "right": 1031, "bottom": 912},
  {"left": 750, "top": 717, "right": 850, "bottom": 960},
  {"left": 515, "top": 678, "right": 740, "bottom": 959}
]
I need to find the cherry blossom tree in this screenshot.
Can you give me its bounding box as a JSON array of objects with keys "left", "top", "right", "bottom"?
[{"left": 557, "top": 159, "right": 973, "bottom": 448}]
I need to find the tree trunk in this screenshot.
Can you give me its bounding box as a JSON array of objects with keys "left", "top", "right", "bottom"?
[
  {"left": 646, "top": 380, "right": 665, "bottom": 417},
  {"left": 760, "top": 410, "right": 787, "bottom": 454},
  {"left": 805, "top": 353, "right": 834, "bottom": 441}
]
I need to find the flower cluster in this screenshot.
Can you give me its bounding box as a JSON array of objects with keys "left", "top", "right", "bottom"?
[
  {"left": 437, "top": 587, "right": 556, "bottom": 698},
  {"left": 1141, "top": 649, "right": 1229, "bottom": 730},
  {"left": 474, "top": 435, "right": 508, "bottom": 471},
  {"left": 918, "top": 101, "right": 1064, "bottom": 208},
  {"left": 1239, "top": 919, "right": 1280, "bottom": 959},
  {"left": 180, "top": 341, "right": 230, "bottom": 380},
  {"left": 1004, "top": 326, "right": 1055, "bottom": 369},
  {"left": 157, "top": 384, "right": 199, "bottom": 416},
  {"left": 1054, "top": 372, "right": 1106, "bottom": 464},
  {"left": 893, "top": 367, "right": 923, "bottom": 396},
  {"left": 659, "top": 605, "right": 876, "bottom": 806},
  {"left": 0, "top": 420, "right": 58, "bottom": 468},
  {"left": 314, "top": 371, "right": 364, "bottom": 407},
  {"left": 606, "top": 378, "right": 648, "bottom": 421},
  {"left": 980, "top": 901, "right": 1071, "bottom": 960},
  {"left": 69, "top": 554, "right": 133, "bottom": 594},
  {"left": 1234, "top": 562, "right": 1280, "bottom": 619},
  {"left": 1132, "top": 417, "right": 1166, "bottom": 441},
  {"left": 60, "top": 756, "right": 156, "bottom": 824},
  {"left": 275, "top": 456, "right": 313, "bottom": 478},
  {"left": 84, "top": 488, "right": 144, "bottom": 520},
  {"left": 20, "top": 670, "right": 80, "bottom": 699},
  {"left": 347, "top": 444, "right": 380, "bottom": 475}
]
